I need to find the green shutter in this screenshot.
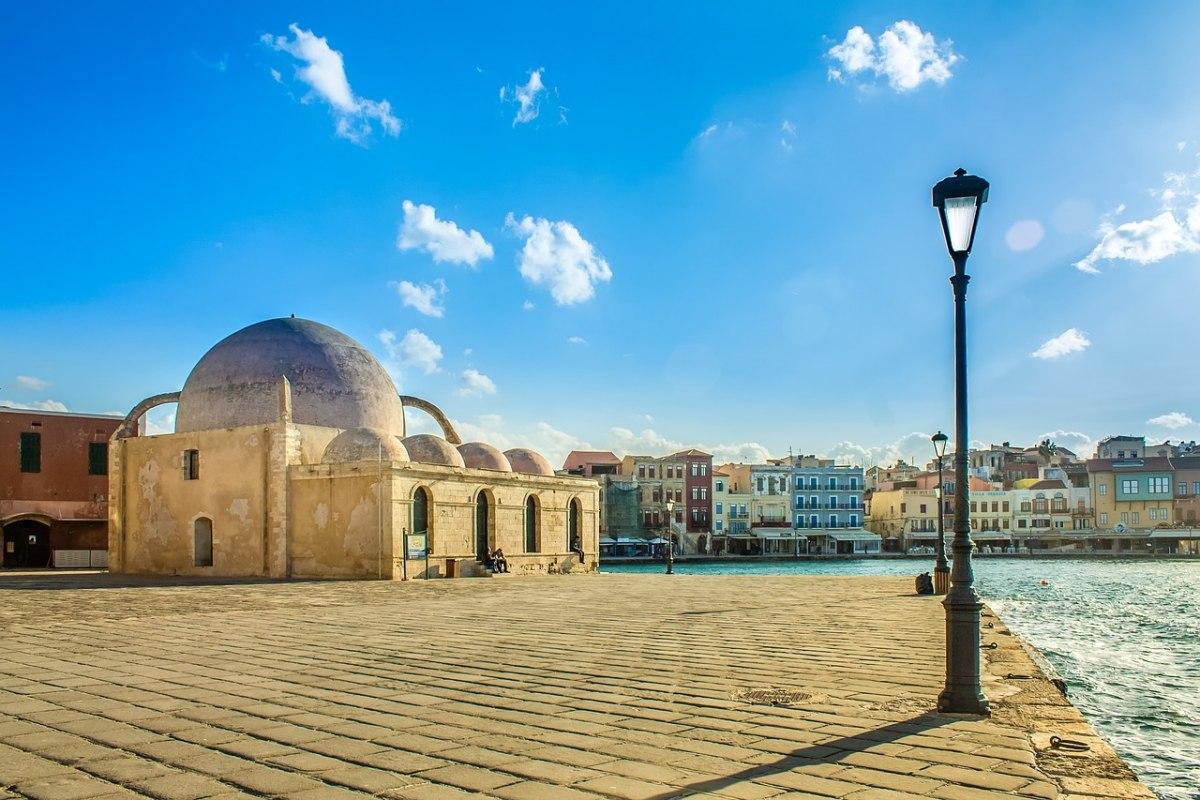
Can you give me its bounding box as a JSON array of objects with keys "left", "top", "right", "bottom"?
[
  {"left": 89, "top": 442, "right": 108, "bottom": 475},
  {"left": 19, "top": 432, "right": 41, "bottom": 473}
]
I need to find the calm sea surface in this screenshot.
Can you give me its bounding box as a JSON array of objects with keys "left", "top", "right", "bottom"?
[{"left": 604, "top": 558, "right": 1200, "bottom": 800}]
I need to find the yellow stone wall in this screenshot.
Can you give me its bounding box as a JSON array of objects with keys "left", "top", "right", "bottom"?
[{"left": 111, "top": 422, "right": 599, "bottom": 580}]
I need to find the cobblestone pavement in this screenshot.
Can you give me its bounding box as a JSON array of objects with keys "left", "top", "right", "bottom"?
[{"left": 0, "top": 571, "right": 1153, "bottom": 800}]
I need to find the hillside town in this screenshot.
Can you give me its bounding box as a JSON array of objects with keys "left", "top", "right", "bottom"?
[{"left": 563, "top": 434, "right": 1200, "bottom": 560}]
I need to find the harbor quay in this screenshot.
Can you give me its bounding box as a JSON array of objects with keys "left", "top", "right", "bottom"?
[{"left": 0, "top": 571, "right": 1153, "bottom": 800}]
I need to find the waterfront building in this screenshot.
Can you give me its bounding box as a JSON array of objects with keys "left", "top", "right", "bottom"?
[
  {"left": 618, "top": 449, "right": 712, "bottom": 552},
  {"left": 749, "top": 462, "right": 793, "bottom": 555},
  {"left": 712, "top": 464, "right": 753, "bottom": 554},
  {"left": 791, "top": 461, "right": 872, "bottom": 553},
  {"left": 1173, "top": 456, "right": 1200, "bottom": 526},
  {"left": 1087, "top": 455, "right": 1173, "bottom": 550},
  {"left": 1, "top": 406, "right": 123, "bottom": 568},
  {"left": 864, "top": 460, "right": 918, "bottom": 491},
  {"left": 867, "top": 474, "right": 1005, "bottom": 552},
  {"left": 1095, "top": 435, "right": 1145, "bottom": 460},
  {"left": 108, "top": 317, "right": 599, "bottom": 578}
]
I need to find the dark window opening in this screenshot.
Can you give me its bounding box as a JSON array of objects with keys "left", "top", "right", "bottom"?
[
  {"left": 19, "top": 432, "right": 41, "bottom": 473},
  {"left": 88, "top": 442, "right": 108, "bottom": 475},
  {"left": 183, "top": 449, "right": 200, "bottom": 480}
]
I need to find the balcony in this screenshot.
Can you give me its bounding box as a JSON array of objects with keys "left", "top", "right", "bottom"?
[{"left": 751, "top": 516, "right": 790, "bottom": 528}]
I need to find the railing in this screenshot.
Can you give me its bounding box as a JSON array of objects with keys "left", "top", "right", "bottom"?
[{"left": 793, "top": 502, "right": 861, "bottom": 510}]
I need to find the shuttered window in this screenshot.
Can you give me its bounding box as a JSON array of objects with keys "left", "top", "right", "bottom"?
[
  {"left": 88, "top": 442, "right": 108, "bottom": 475},
  {"left": 19, "top": 432, "right": 41, "bottom": 473}
]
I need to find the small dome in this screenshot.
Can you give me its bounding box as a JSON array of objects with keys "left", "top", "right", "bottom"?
[
  {"left": 403, "top": 434, "right": 466, "bottom": 468},
  {"left": 177, "top": 317, "right": 405, "bottom": 434},
  {"left": 505, "top": 447, "right": 554, "bottom": 476},
  {"left": 323, "top": 428, "right": 409, "bottom": 464},
  {"left": 458, "top": 442, "right": 512, "bottom": 472}
]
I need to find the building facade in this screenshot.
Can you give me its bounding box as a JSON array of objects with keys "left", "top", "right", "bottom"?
[{"left": 1, "top": 407, "right": 124, "bottom": 568}]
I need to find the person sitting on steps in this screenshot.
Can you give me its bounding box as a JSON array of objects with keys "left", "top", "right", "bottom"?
[{"left": 490, "top": 548, "right": 508, "bottom": 573}]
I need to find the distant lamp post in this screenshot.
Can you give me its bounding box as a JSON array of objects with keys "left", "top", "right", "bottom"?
[
  {"left": 665, "top": 499, "right": 675, "bottom": 575},
  {"left": 932, "top": 167, "right": 990, "bottom": 715},
  {"left": 931, "top": 431, "right": 950, "bottom": 594}
]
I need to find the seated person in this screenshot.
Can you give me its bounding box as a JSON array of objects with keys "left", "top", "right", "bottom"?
[{"left": 491, "top": 548, "right": 509, "bottom": 573}]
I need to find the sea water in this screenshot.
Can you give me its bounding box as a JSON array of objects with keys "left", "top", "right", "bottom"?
[{"left": 604, "top": 558, "right": 1200, "bottom": 800}]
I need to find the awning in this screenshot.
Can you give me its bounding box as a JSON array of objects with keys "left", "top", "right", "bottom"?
[
  {"left": 827, "top": 531, "right": 881, "bottom": 543},
  {"left": 1151, "top": 528, "right": 1200, "bottom": 539},
  {"left": 599, "top": 537, "right": 617, "bottom": 545}
]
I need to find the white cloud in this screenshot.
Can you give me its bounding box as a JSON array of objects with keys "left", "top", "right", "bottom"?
[
  {"left": 15, "top": 375, "right": 49, "bottom": 391},
  {"left": 452, "top": 414, "right": 591, "bottom": 468},
  {"left": 1, "top": 399, "right": 68, "bottom": 412},
  {"left": 500, "top": 68, "right": 546, "bottom": 125},
  {"left": 827, "top": 21, "right": 959, "bottom": 92},
  {"left": 263, "top": 23, "right": 400, "bottom": 145},
  {"left": 1148, "top": 411, "right": 1197, "bottom": 429},
  {"left": 505, "top": 213, "right": 612, "bottom": 305},
  {"left": 1178, "top": 141, "right": 1188, "bottom": 152},
  {"left": 606, "top": 426, "right": 772, "bottom": 464},
  {"left": 456, "top": 368, "right": 497, "bottom": 397},
  {"left": 522, "top": 300, "right": 535, "bottom": 311},
  {"left": 144, "top": 409, "right": 176, "bottom": 436},
  {"left": 822, "top": 432, "right": 936, "bottom": 468},
  {"left": 397, "top": 200, "right": 494, "bottom": 267},
  {"left": 379, "top": 328, "right": 442, "bottom": 375},
  {"left": 391, "top": 279, "right": 446, "bottom": 317},
  {"left": 1005, "top": 219, "right": 1044, "bottom": 252},
  {"left": 779, "top": 119, "right": 797, "bottom": 152},
  {"left": 1037, "top": 430, "right": 1095, "bottom": 458},
  {"left": 1075, "top": 210, "right": 1200, "bottom": 273},
  {"left": 1076, "top": 162, "right": 1200, "bottom": 273},
  {"left": 567, "top": 336, "right": 587, "bottom": 345},
  {"left": 1031, "top": 328, "right": 1091, "bottom": 360}
]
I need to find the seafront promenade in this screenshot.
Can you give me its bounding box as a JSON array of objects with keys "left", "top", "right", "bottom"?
[{"left": 0, "top": 572, "right": 1152, "bottom": 800}]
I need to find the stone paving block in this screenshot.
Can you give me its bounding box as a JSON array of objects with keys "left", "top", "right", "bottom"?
[
  {"left": 127, "top": 772, "right": 236, "bottom": 800},
  {"left": 12, "top": 772, "right": 120, "bottom": 800},
  {"left": 491, "top": 780, "right": 608, "bottom": 800}
]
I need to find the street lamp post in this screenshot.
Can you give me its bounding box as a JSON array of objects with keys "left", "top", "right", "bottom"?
[
  {"left": 665, "top": 499, "right": 675, "bottom": 575},
  {"left": 931, "top": 431, "right": 950, "bottom": 594},
  {"left": 932, "top": 168, "right": 990, "bottom": 715}
]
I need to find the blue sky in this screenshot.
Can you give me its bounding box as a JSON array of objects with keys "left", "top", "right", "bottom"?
[{"left": 4, "top": 2, "right": 1200, "bottom": 467}]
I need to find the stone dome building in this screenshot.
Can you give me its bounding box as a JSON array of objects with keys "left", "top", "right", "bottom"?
[{"left": 108, "top": 317, "right": 598, "bottom": 580}]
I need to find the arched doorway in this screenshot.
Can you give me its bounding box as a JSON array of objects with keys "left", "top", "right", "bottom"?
[
  {"left": 524, "top": 495, "right": 539, "bottom": 553},
  {"left": 2, "top": 519, "right": 52, "bottom": 568},
  {"left": 568, "top": 498, "right": 581, "bottom": 555},
  {"left": 475, "top": 491, "right": 491, "bottom": 561},
  {"left": 193, "top": 518, "right": 213, "bottom": 567}
]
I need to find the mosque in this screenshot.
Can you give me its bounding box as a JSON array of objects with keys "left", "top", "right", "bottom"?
[{"left": 107, "top": 317, "right": 599, "bottom": 579}]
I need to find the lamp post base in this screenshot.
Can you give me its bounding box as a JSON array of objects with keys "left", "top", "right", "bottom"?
[
  {"left": 933, "top": 567, "right": 950, "bottom": 595},
  {"left": 937, "top": 686, "right": 990, "bottom": 716}
]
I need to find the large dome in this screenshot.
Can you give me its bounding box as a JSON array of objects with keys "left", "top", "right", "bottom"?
[{"left": 176, "top": 318, "right": 406, "bottom": 434}]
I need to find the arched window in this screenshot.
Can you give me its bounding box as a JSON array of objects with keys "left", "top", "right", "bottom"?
[
  {"left": 475, "top": 491, "right": 492, "bottom": 561},
  {"left": 412, "top": 487, "right": 430, "bottom": 535},
  {"left": 194, "top": 518, "right": 213, "bottom": 567},
  {"left": 524, "top": 496, "right": 539, "bottom": 553},
  {"left": 568, "top": 498, "right": 581, "bottom": 554}
]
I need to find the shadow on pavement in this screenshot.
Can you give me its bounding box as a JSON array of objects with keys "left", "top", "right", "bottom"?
[{"left": 642, "top": 712, "right": 958, "bottom": 800}]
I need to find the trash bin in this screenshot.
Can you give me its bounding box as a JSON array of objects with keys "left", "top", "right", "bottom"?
[{"left": 445, "top": 558, "right": 457, "bottom": 578}]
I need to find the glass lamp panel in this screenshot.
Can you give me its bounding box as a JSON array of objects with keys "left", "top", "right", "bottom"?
[{"left": 943, "top": 196, "right": 978, "bottom": 253}]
